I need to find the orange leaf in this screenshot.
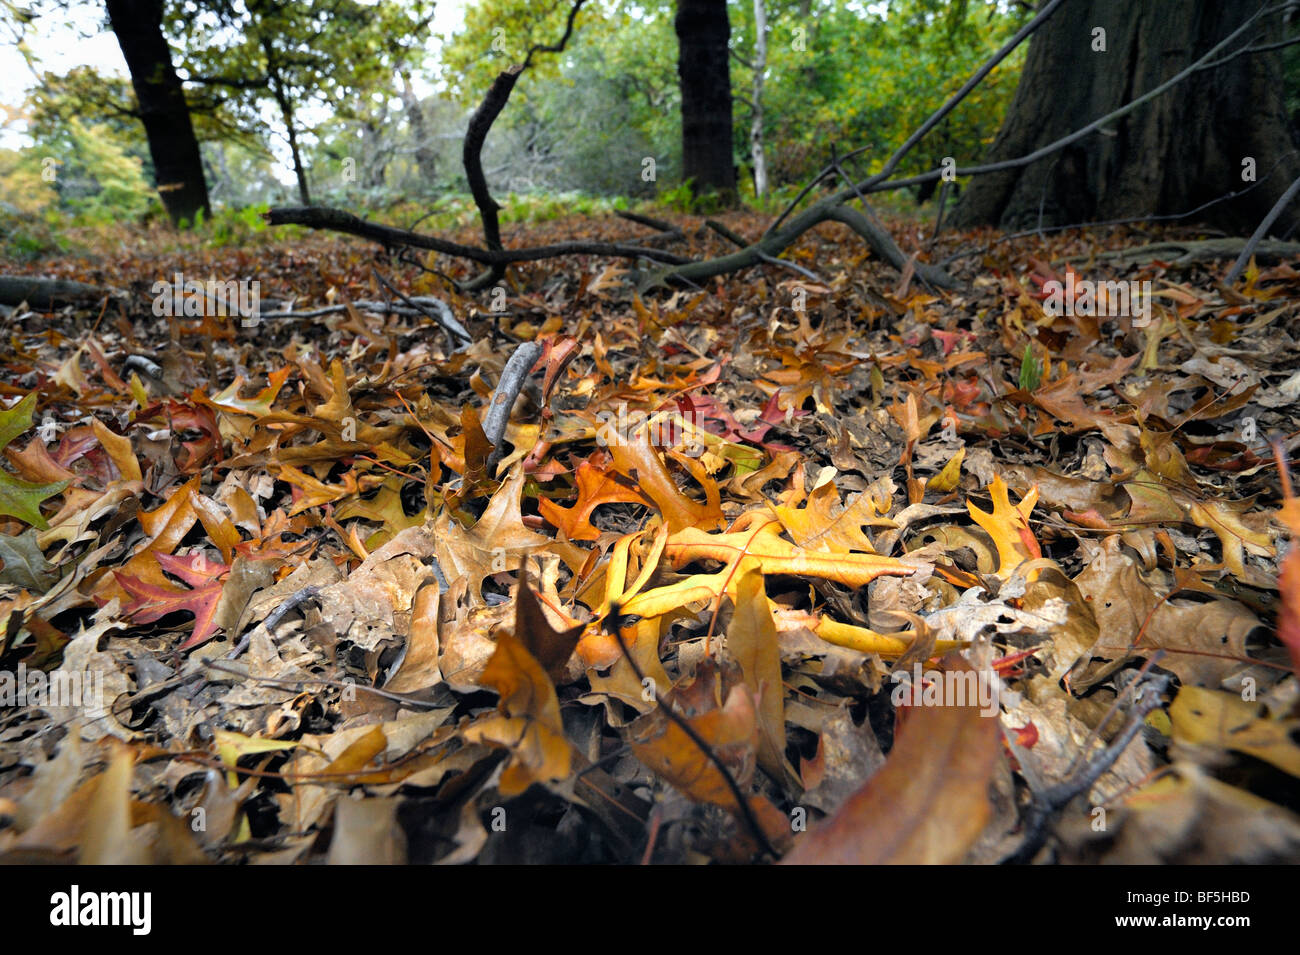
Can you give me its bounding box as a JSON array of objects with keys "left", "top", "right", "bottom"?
[
  {"left": 966, "top": 475, "right": 1041, "bottom": 579},
  {"left": 608, "top": 432, "right": 724, "bottom": 533},
  {"left": 538, "top": 452, "right": 652, "bottom": 541}
]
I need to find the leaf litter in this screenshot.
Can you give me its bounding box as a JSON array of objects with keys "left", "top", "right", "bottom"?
[{"left": 0, "top": 215, "right": 1298, "bottom": 863}]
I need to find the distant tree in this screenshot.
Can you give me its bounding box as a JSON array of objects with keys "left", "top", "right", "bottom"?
[
  {"left": 675, "top": 0, "right": 735, "bottom": 203},
  {"left": 175, "top": 0, "right": 434, "bottom": 206},
  {"left": 104, "top": 0, "right": 211, "bottom": 225}
]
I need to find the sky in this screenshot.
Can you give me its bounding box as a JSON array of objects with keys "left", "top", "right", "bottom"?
[{"left": 0, "top": 0, "right": 469, "bottom": 152}]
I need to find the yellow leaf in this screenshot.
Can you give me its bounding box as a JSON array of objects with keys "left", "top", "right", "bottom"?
[
  {"left": 927, "top": 447, "right": 964, "bottom": 493},
  {"left": 966, "top": 475, "right": 1041, "bottom": 579},
  {"left": 1170, "top": 687, "right": 1300, "bottom": 778}
]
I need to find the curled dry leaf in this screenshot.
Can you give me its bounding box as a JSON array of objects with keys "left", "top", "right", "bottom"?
[{"left": 783, "top": 655, "right": 1001, "bottom": 864}]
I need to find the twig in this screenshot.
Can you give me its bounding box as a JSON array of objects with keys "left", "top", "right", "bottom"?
[
  {"left": 704, "top": 219, "right": 750, "bottom": 248},
  {"left": 370, "top": 268, "right": 471, "bottom": 349},
  {"left": 616, "top": 210, "right": 683, "bottom": 238},
  {"left": 827, "top": 1, "right": 1287, "bottom": 205},
  {"left": 1226, "top": 172, "right": 1300, "bottom": 284},
  {"left": 1002, "top": 675, "right": 1167, "bottom": 864},
  {"left": 265, "top": 205, "right": 691, "bottom": 267},
  {"left": 227, "top": 585, "right": 321, "bottom": 660},
  {"left": 766, "top": 0, "right": 1069, "bottom": 235},
  {"left": 606, "top": 605, "right": 778, "bottom": 860},
  {"left": 483, "top": 341, "right": 543, "bottom": 467}
]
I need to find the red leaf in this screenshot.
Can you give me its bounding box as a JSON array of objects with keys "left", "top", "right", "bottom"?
[{"left": 115, "top": 552, "right": 230, "bottom": 650}]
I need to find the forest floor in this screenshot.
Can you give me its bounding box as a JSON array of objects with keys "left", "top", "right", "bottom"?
[{"left": 0, "top": 209, "right": 1298, "bottom": 863}]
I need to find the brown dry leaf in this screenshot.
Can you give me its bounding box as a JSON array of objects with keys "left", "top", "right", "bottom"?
[
  {"left": 384, "top": 580, "right": 443, "bottom": 692},
  {"left": 1072, "top": 537, "right": 1257, "bottom": 687},
  {"left": 767, "top": 479, "right": 894, "bottom": 553},
  {"left": 630, "top": 681, "right": 760, "bottom": 812},
  {"left": 1059, "top": 763, "right": 1300, "bottom": 863},
  {"left": 90, "top": 418, "right": 142, "bottom": 483},
  {"left": 431, "top": 467, "right": 551, "bottom": 596},
  {"left": 78, "top": 745, "right": 142, "bottom": 864},
  {"left": 1184, "top": 498, "right": 1275, "bottom": 581},
  {"left": 327, "top": 797, "right": 406, "bottom": 864},
  {"left": 315, "top": 523, "right": 439, "bottom": 652},
  {"left": 585, "top": 615, "right": 672, "bottom": 715},
  {"left": 782, "top": 655, "right": 1000, "bottom": 864},
  {"left": 511, "top": 573, "right": 585, "bottom": 684},
  {"left": 463, "top": 630, "right": 571, "bottom": 796}
]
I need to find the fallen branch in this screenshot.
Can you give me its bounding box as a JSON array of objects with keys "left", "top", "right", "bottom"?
[
  {"left": 616, "top": 209, "right": 684, "bottom": 240},
  {"left": 483, "top": 340, "right": 543, "bottom": 469},
  {"left": 370, "top": 268, "right": 472, "bottom": 349},
  {"left": 1091, "top": 237, "right": 1300, "bottom": 268},
  {"left": 1002, "top": 674, "right": 1166, "bottom": 864},
  {"left": 0, "top": 275, "right": 122, "bottom": 309},
  {"left": 265, "top": 205, "right": 692, "bottom": 268},
  {"left": 1226, "top": 172, "right": 1300, "bottom": 284}
]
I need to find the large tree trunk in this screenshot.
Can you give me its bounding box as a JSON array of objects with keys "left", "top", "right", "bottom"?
[
  {"left": 675, "top": 0, "right": 736, "bottom": 204},
  {"left": 105, "top": 0, "right": 211, "bottom": 227},
  {"left": 951, "top": 0, "right": 1300, "bottom": 237}
]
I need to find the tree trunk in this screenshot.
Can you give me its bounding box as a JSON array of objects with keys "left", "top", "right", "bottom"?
[
  {"left": 675, "top": 0, "right": 736, "bottom": 204},
  {"left": 750, "top": 0, "right": 769, "bottom": 199},
  {"left": 401, "top": 72, "right": 439, "bottom": 190},
  {"left": 104, "top": 0, "right": 211, "bottom": 227},
  {"left": 951, "top": 0, "right": 1300, "bottom": 237},
  {"left": 360, "top": 120, "right": 388, "bottom": 190}
]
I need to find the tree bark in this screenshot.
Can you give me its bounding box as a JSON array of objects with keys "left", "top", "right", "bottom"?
[
  {"left": 675, "top": 0, "right": 736, "bottom": 204},
  {"left": 104, "top": 0, "right": 211, "bottom": 227},
  {"left": 401, "top": 72, "right": 439, "bottom": 189},
  {"left": 951, "top": 0, "right": 1300, "bottom": 236},
  {"left": 750, "top": 0, "right": 769, "bottom": 199}
]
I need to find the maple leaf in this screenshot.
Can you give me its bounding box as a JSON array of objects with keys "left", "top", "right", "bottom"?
[
  {"left": 538, "top": 451, "right": 653, "bottom": 541},
  {"left": 115, "top": 552, "right": 230, "bottom": 650},
  {"left": 966, "top": 474, "right": 1041, "bottom": 580},
  {"left": 0, "top": 471, "right": 69, "bottom": 530},
  {"left": 431, "top": 467, "right": 551, "bottom": 594},
  {"left": 0, "top": 394, "right": 68, "bottom": 529},
  {"left": 196, "top": 366, "right": 291, "bottom": 417}
]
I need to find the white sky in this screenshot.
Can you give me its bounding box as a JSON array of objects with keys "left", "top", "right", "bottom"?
[{"left": 0, "top": 0, "right": 469, "bottom": 152}]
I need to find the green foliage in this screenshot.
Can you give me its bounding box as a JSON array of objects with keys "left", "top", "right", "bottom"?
[
  {"left": 7, "top": 102, "right": 157, "bottom": 224},
  {"left": 730, "top": 0, "right": 1030, "bottom": 193},
  {"left": 205, "top": 203, "right": 271, "bottom": 247},
  {"left": 7, "top": 0, "right": 1036, "bottom": 236},
  {"left": 439, "top": 0, "right": 609, "bottom": 103},
  {"left": 444, "top": 0, "right": 1027, "bottom": 203},
  {"left": 1019, "top": 341, "right": 1042, "bottom": 392},
  {"left": 0, "top": 394, "right": 68, "bottom": 531}
]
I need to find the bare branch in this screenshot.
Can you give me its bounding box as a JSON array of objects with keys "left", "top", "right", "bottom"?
[{"left": 1226, "top": 173, "right": 1300, "bottom": 284}]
